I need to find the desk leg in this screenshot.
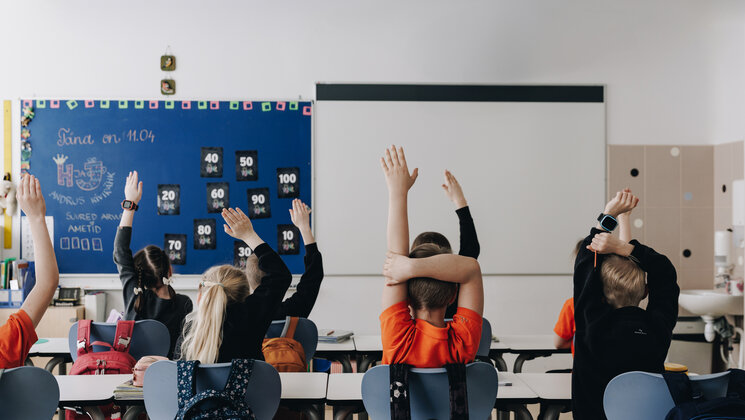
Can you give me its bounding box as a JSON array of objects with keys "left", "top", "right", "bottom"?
[
  {"left": 123, "top": 406, "right": 145, "bottom": 420},
  {"left": 333, "top": 406, "right": 355, "bottom": 420},
  {"left": 339, "top": 354, "right": 354, "bottom": 373},
  {"left": 493, "top": 356, "right": 508, "bottom": 372},
  {"left": 24, "top": 358, "right": 33, "bottom": 367},
  {"left": 303, "top": 404, "right": 324, "bottom": 420},
  {"left": 513, "top": 354, "right": 536, "bottom": 373},
  {"left": 44, "top": 357, "right": 66, "bottom": 374},
  {"left": 82, "top": 406, "right": 105, "bottom": 420},
  {"left": 538, "top": 405, "right": 563, "bottom": 420},
  {"left": 514, "top": 405, "right": 534, "bottom": 420}
]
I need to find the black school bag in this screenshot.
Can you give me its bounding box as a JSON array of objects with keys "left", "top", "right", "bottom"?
[
  {"left": 663, "top": 369, "right": 745, "bottom": 420},
  {"left": 175, "top": 359, "right": 256, "bottom": 420}
]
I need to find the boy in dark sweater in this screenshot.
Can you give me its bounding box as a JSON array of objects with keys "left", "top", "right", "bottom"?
[
  {"left": 573, "top": 190, "right": 679, "bottom": 419},
  {"left": 245, "top": 198, "right": 323, "bottom": 320}
]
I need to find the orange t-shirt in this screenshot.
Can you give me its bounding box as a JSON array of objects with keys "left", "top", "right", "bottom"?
[
  {"left": 553, "top": 297, "right": 575, "bottom": 355},
  {"left": 0, "top": 309, "right": 37, "bottom": 369},
  {"left": 380, "top": 301, "right": 482, "bottom": 368}
]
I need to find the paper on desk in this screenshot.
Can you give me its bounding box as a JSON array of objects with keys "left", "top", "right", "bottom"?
[{"left": 21, "top": 216, "right": 54, "bottom": 261}]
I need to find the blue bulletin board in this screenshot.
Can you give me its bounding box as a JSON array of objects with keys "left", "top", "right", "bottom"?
[{"left": 22, "top": 99, "right": 312, "bottom": 274}]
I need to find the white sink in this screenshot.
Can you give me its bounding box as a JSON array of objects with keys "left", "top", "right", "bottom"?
[{"left": 679, "top": 289, "right": 743, "bottom": 318}]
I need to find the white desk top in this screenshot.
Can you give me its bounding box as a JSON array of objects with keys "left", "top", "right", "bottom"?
[
  {"left": 517, "top": 373, "right": 572, "bottom": 401},
  {"left": 316, "top": 339, "right": 356, "bottom": 352},
  {"left": 29, "top": 337, "right": 70, "bottom": 356},
  {"left": 57, "top": 374, "right": 131, "bottom": 404},
  {"left": 496, "top": 371, "right": 538, "bottom": 400},
  {"left": 278, "top": 372, "right": 328, "bottom": 399},
  {"left": 353, "top": 335, "right": 382, "bottom": 352},
  {"left": 494, "top": 335, "right": 562, "bottom": 352},
  {"left": 326, "top": 373, "right": 364, "bottom": 401}
]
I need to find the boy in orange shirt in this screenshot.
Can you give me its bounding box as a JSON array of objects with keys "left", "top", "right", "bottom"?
[
  {"left": 0, "top": 175, "right": 59, "bottom": 368},
  {"left": 379, "top": 146, "right": 483, "bottom": 368}
]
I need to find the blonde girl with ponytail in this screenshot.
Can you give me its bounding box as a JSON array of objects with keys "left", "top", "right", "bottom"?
[
  {"left": 115, "top": 171, "right": 193, "bottom": 358},
  {"left": 176, "top": 207, "right": 292, "bottom": 363}
]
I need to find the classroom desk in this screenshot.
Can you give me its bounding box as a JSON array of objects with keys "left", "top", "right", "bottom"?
[
  {"left": 325, "top": 370, "right": 539, "bottom": 420},
  {"left": 27, "top": 337, "right": 72, "bottom": 374},
  {"left": 352, "top": 335, "right": 382, "bottom": 372},
  {"left": 315, "top": 338, "right": 356, "bottom": 373},
  {"left": 492, "top": 335, "right": 571, "bottom": 372},
  {"left": 517, "top": 372, "right": 572, "bottom": 420},
  {"left": 56, "top": 372, "right": 330, "bottom": 420}
]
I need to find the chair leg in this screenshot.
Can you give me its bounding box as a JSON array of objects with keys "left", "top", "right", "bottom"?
[
  {"left": 303, "top": 404, "right": 324, "bottom": 420},
  {"left": 44, "top": 357, "right": 65, "bottom": 374},
  {"left": 122, "top": 406, "right": 145, "bottom": 420},
  {"left": 333, "top": 406, "right": 355, "bottom": 420},
  {"left": 538, "top": 405, "right": 563, "bottom": 420},
  {"left": 513, "top": 355, "right": 536, "bottom": 373},
  {"left": 82, "top": 406, "right": 106, "bottom": 420}
]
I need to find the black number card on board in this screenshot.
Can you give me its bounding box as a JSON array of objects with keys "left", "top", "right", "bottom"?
[
  {"left": 277, "top": 224, "right": 300, "bottom": 255},
  {"left": 233, "top": 241, "right": 253, "bottom": 268},
  {"left": 206, "top": 182, "right": 229, "bottom": 213},
  {"left": 246, "top": 188, "right": 271, "bottom": 219},
  {"left": 193, "top": 219, "right": 217, "bottom": 250},
  {"left": 164, "top": 234, "right": 187, "bottom": 265},
  {"left": 276, "top": 167, "right": 300, "bottom": 198},
  {"left": 157, "top": 184, "right": 181, "bottom": 215},
  {"left": 235, "top": 150, "right": 258, "bottom": 181},
  {"left": 201, "top": 147, "right": 223, "bottom": 177}
]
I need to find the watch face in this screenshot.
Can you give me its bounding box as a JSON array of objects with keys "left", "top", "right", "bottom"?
[
  {"left": 601, "top": 215, "right": 618, "bottom": 230},
  {"left": 123, "top": 200, "right": 135, "bottom": 210}
]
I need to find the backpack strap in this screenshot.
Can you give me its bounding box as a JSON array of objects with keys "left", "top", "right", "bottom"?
[
  {"left": 662, "top": 372, "right": 695, "bottom": 405},
  {"left": 76, "top": 319, "right": 93, "bottom": 357},
  {"left": 223, "top": 359, "right": 255, "bottom": 398},
  {"left": 284, "top": 317, "right": 300, "bottom": 340},
  {"left": 113, "top": 320, "right": 135, "bottom": 352},
  {"left": 726, "top": 368, "right": 745, "bottom": 399},
  {"left": 445, "top": 363, "right": 469, "bottom": 420},
  {"left": 177, "top": 360, "right": 200, "bottom": 410},
  {"left": 389, "top": 364, "right": 411, "bottom": 420}
]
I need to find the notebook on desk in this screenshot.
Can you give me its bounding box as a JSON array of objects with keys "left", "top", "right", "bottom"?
[{"left": 318, "top": 329, "right": 353, "bottom": 342}]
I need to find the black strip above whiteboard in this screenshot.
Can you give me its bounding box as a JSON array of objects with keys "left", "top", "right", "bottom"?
[{"left": 316, "top": 84, "right": 604, "bottom": 103}]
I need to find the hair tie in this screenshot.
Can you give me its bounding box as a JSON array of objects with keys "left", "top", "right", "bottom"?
[
  {"left": 200, "top": 280, "right": 225, "bottom": 289},
  {"left": 133, "top": 287, "right": 143, "bottom": 295},
  {"left": 162, "top": 277, "right": 173, "bottom": 286}
]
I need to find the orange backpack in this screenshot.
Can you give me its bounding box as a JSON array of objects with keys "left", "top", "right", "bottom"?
[{"left": 262, "top": 317, "right": 307, "bottom": 372}]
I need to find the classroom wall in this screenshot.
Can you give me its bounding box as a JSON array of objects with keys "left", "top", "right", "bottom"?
[{"left": 2, "top": 1, "right": 745, "bottom": 341}]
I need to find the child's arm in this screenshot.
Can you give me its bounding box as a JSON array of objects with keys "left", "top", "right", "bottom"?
[
  {"left": 617, "top": 188, "right": 634, "bottom": 243},
  {"left": 442, "top": 170, "right": 480, "bottom": 259},
  {"left": 19, "top": 175, "right": 59, "bottom": 327},
  {"left": 381, "top": 146, "right": 418, "bottom": 309},
  {"left": 384, "top": 253, "right": 483, "bottom": 315},
  {"left": 114, "top": 171, "right": 142, "bottom": 308},
  {"left": 628, "top": 241, "right": 679, "bottom": 332},
  {"left": 279, "top": 199, "right": 323, "bottom": 318}
]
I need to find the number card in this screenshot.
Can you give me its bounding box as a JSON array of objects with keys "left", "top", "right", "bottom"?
[
  {"left": 206, "top": 182, "right": 229, "bottom": 213},
  {"left": 235, "top": 150, "right": 258, "bottom": 181},
  {"left": 164, "top": 234, "right": 187, "bottom": 265},
  {"left": 246, "top": 188, "right": 271, "bottom": 219},
  {"left": 276, "top": 167, "right": 300, "bottom": 198},
  {"left": 157, "top": 184, "right": 181, "bottom": 215},
  {"left": 277, "top": 224, "right": 300, "bottom": 255},
  {"left": 201, "top": 147, "right": 223, "bottom": 177},
  {"left": 193, "top": 219, "right": 217, "bottom": 250},
  {"left": 233, "top": 241, "right": 253, "bottom": 268}
]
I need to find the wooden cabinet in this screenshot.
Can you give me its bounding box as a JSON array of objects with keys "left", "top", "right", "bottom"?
[{"left": 0, "top": 305, "right": 85, "bottom": 337}]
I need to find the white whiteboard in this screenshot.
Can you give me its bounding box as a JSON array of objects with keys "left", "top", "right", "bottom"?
[{"left": 314, "top": 100, "right": 605, "bottom": 275}]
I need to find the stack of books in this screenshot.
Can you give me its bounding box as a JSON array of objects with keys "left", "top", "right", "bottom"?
[
  {"left": 318, "top": 329, "right": 353, "bottom": 343},
  {"left": 114, "top": 379, "right": 143, "bottom": 400}
]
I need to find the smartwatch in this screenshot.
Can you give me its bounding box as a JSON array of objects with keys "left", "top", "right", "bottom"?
[
  {"left": 597, "top": 213, "right": 618, "bottom": 232},
  {"left": 122, "top": 200, "right": 139, "bottom": 211}
]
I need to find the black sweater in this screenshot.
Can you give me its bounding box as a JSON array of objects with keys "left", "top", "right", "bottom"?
[
  {"left": 572, "top": 228, "right": 679, "bottom": 420},
  {"left": 273, "top": 242, "right": 324, "bottom": 320},
  {"left": 445, "top": 206, "right": 480, "bottom": 318},
  {"left": 114, "top": 227, "right": 193, "bottom": 359},
  {"left": 174, "top": 243, "right": 292, "bottom": 363}
]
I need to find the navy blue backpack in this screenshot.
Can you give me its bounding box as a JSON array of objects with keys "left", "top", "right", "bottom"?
[
  {"left": 663, "top": 369, "right": 745, "bottom": 420},
  {"left": 175, "top": 359, "right": 256, "bottom": 420}
]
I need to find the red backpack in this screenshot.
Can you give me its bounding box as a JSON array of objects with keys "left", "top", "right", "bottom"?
[{"left": 65, "top": 320, "right": 137, "bottom": 420}]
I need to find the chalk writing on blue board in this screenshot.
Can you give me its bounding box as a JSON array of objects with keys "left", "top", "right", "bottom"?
[{"left": 51, "top": 154, "right": 115, "bottom": 205}]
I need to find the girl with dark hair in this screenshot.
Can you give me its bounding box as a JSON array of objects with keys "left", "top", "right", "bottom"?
[{"left": 114, "top": 171, "right": 193, "bottom": 358}]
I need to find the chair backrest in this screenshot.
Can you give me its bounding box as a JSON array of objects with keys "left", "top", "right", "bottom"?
[
  {"left": 603, "top": 370, "right": 732, "bottom": 420},
  {"left": 143, "top": 360, "right": 281, "bottom": 420},
  {"left": 361, "top": 362, "right": 498, "bottom": 420},
  {"left": 0, "top": 366, "right": 60, "bottom": 420},
  {"left": 265, "top": 317, "right": 318, "bottom": 362},
  {"left": 67, "top": 319, "right": 170, "bottom": 361},
  {"left": 477, "top": 318, "right": 492, "bottom": 357}
]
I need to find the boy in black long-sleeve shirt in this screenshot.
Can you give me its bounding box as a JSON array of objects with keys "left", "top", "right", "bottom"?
[
  {"left": 246, "top": 199, "right": 324, "bottom": 320},
  {"left": 573, "top": 190, "right": 679, "bottom": 419}
]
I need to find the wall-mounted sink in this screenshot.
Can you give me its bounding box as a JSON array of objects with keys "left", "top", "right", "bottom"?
[{"left": 679, "top": 289, "right": 743, "bottom": 318}]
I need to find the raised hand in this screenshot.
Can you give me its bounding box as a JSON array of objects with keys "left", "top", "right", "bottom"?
[
  {"left": 289, "top": 199, "right": 311, "bottom": 231},
  {"left": 124, "top": 171, "right": 143, "bottom": 204},
  {"left": 222, "top": 207, "right": 255, "bottom": 240},
  {"left": 604, "top": 190, "right": 639, "bottom": 217},
  {"left": 587, "top": 232, "right": 633, "bottom": 256},
  {"left": 17, "top": 174, "right": 45, "bottom": 218},
  {"left": 381, "top": 145, "right": 418, "bottom": 196},
  {"left": 441, "top": 170, "right": 467, "bottom": 209},
  {"left": 383, "top": 251, "right": 412, "bottom": 286}
]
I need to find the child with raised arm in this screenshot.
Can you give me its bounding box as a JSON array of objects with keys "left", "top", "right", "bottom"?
[
  {"left": 411, "top": 170, "right": 480, "bottom": 319},
  {"left": 244, "top": 199, "right": 324, "bottom": 320},
  {"left": 114, "top": 171, "right": 192, "bottom": 358},
  {"left": 177, "top": 207, "right": 292, "bottom": 363},
  {"left": 0, "top": 175, "right": 59, "bottom": 368},
  {"left": 573, "top": 190, "right": 679, "bottom": 419},
  {"left": 379, "top": 145, "right": 484, "bottom": 368}
]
